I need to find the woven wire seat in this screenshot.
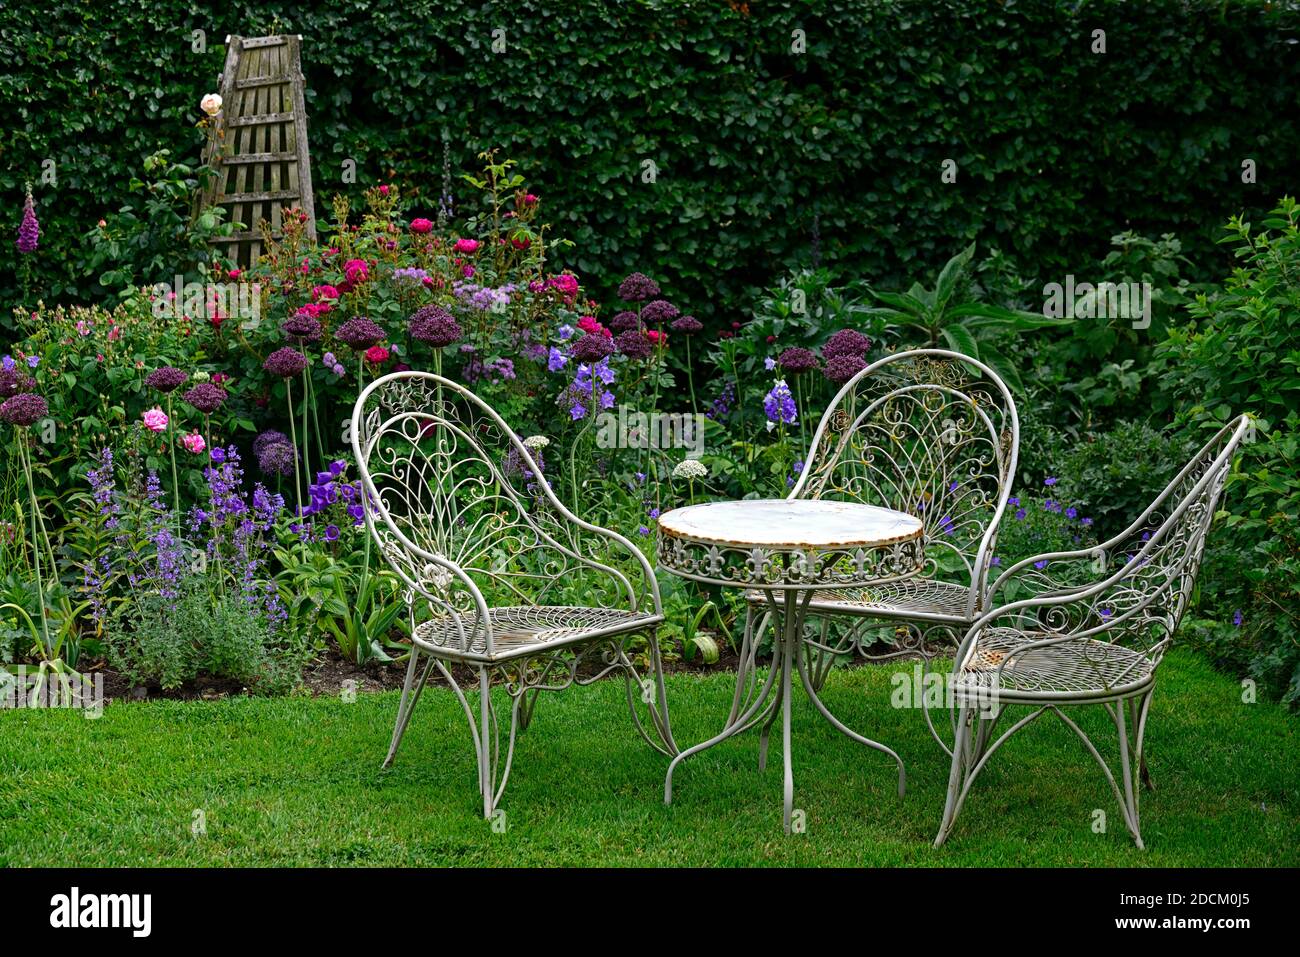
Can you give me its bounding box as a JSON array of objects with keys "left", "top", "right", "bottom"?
[
  {"left": 747, "top": 577, "right": 973, "bottom": 622},
  {"left": 952, "top": 628, "right": 1155, "bottom": 698},
  {"left": 414, "top": 606, "right": 662, "bottom": 662}
]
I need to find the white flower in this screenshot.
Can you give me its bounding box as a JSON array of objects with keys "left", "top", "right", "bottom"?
[
  {"left": 200, "top": 93, "right": 223, "bottom": 116},
  {"left": 672, "top": 459, "right": 708, "bottom": 480},
  {"left": 523, "top": 435, "right": 550, "bottom": 450}
]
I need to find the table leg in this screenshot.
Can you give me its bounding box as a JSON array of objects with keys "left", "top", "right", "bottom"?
[{"left": 664, "top": 634, "right": 782, "bottom": 806}]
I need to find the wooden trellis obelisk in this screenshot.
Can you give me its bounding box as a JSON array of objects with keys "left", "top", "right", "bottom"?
[{"left": 203, "top": 34, "right": 317, "bottom": 267}]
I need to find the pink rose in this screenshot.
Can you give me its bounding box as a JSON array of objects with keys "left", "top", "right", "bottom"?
[
  {"left": 364, "top": 345, "right": 390, "bottom": 365},
  {"left": 181, "top": 431, "right": 206, "bottom": 454},
  {"left": 343, "top": 259, "right": 369, "bottom": 284},
  {"left": 410, "top": 218, "right": 433, "bottom": 234},
  {"left": 311, "top": 284, "right": 340, "bottom": 302},
  {"left": 453, "top": 238, "right": 480, "bottom": 254},
  {"left": 379, "top": 184, "right": 390, "bottom": 196},
  {"left": 142, "top": 407, "right": 169, "bottom": 432}
]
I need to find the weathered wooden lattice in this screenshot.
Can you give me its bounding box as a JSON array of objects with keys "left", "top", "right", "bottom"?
[{"left": 203, "top": 34, "right": 317, "bottom": 267}]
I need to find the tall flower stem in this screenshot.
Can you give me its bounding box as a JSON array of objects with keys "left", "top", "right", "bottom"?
[
  {"left": 16, "top": 436, "right": 52, "bottom": 656},
  {"left": 795, "top": 376, "right": 808, "bottom": 454},
  {"left": 684, "top": 337, "right": 698, "bottom": 415},
  {"left": 569, "top": 416, "right": 595, "bottom": 513},
  {"left": 286, "top": 379, "right": 303, "bottom": 517},
  {"left": 299, "top": 365, "right": 312, "bottom": 491},
  {"left": 166, "top": 394, "right": 180, "bottom": 533}
]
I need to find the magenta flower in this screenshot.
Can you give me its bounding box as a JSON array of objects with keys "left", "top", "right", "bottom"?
[{"left": 15, "top": 190, "right": 39, "bottom": 254}]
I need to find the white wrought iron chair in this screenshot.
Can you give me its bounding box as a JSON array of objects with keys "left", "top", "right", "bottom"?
[
  {"left": 933, "top": 415, "right": 1250, "bottom": 849},
  {"left": 738, "top": 349, "right": 1019, "bottom": 754},
  {"left": 351, "top": 371, "right": 676, "bottom": 818}
]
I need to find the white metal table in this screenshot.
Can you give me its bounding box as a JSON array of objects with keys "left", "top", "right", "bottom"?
[{"left": 657, "top": 498, "right": 925, "bottom": 832}]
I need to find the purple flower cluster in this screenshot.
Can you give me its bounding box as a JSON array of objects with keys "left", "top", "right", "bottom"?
[
  {"left": 463, "top": 356, "right": 516, "bottom": 384},
  {"left": 16, "top": 190, "right": 39, "bottom": 254},
  {"left": 0, "top": 392, "right": 47, "bottom": 426},
  {"left": 640, "top": 299, "right": 679, "bottom": 326},
  {"left": 183, "top": 382, "right": 226, "bottom": 413},
  {"left": 0, "top": 365, "right": 35, "bottom": 398},
  {"left": 610, "top": 310, "right": 640, "bottom": 332},
  {"left": 614, "top": 329, "right": 653, "bottom": 360},
  {"left": 297, "top": 460, "right": 365, "bottom": 531},
  {"left": 571, "top": 333, "right": 615, "bottom": 362},
  {"left": 145, "top": 366, "right": 188, "bottom": 393},
  {"left": 253, "top": 429, "right": 296, "bottom": 477},
  {"left": 824, "top": 353, "right": 867, "bottom": 384},
  {"left": 706, "top": 379, "right": 737, "bottom": 421},
  {"left": 670, "top": 314, "right": 703, "bottom": 334},
  {"left": 562, "top": 358, "right": 616, "bottom": 420},
  {"left": 822, "top": 329, "right": 872, "bottom": 360},
  {"left": 617, "top": 272, "right": 660, "bottom": 302},
  {"left": 453, "top": 281, "right": 517, "bottom": 312},
  {"left": 335, "top": 317, "right": 386, "bottom": 350},
  {"left": 763, "top": 379, "right": 798, "bottom": 428},
  {"left": 263, "top": 346, "right": 308, "bottom": 379},
  {"left": 282, "top": 312, "right": 323, "bottom": 343},
  {"left": 408, "top": 305, "right": 462, "bottom": 347},
  {"left": 778, "top": 346, "right": 818, "bottom": 374}
]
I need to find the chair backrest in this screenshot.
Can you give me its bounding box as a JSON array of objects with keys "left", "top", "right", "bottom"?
[
  {"left": 350, "top": 372, "right": 654, "bottom": 656},
  {"left": 987, "top": 416, "right": 1250, "bottom": 669},
  {"left": 791, "top": 348, "right": 1019, "bottom": 617}
]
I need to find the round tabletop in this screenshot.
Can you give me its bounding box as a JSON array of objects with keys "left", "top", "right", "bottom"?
[{"left": 656, "top": 498, "right": 924, "bottom": 589}]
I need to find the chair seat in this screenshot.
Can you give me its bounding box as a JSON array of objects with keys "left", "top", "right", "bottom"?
[
  {"left": 413, "top": 605, "right": 661, "bottom": 663},
  {"left": 953, "top": 628, "right": 1156, "bottom": 700},
  {"left": 747, "top": 578, "right": 975, "bottom": 623}
]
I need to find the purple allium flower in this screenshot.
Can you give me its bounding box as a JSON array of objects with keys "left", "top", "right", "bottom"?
[
  {"left": 640, "top": 299, "right": 680, "bottom": 326},
  {"left": 571, "top": 333, "right": 615, "bottom": 362},
  {"left": 183, "top": 382, "right": 227, "bottom": 413},
  {"left": 0, "top": 392, "right": 47, "bottom": 426},
  {"left": 282, "top": 312, "right": 323, "bottom": 343},
  {"left": 618, "top": 272, "right": 661, "bottom": 302},
  {"left": 777, "top": 346, "right": 818, "bottom": 373},
  {"left": 335, "top": 317, "right": 386, "bottom": 350},
  {"left": 670, "top": 314, "right": 703, "bottom": 334},
  {"left": 763, "top": 379, "right": 798, "bottom": 428},
  {"left": 614, "top": 329, "right": 654, "bottom": 360},
  {"left": 0, "top": 367, "right": 33, "bottom": 398},
  {"left": 824, "top": 353, "right": 867, "bottom": 384},
  {"left": 609, "top": 310, "right": 640, "bottom": 332},
  {"left": 253, "top": 429, "right": 290, "bottom": 457},
  {"left": 15, "top": 190, "right": 39, "bottom": 254},
  {"left": 408, "top": 305, "right": 462, "bottom": 347},
  {"left": 822, "top": 329, "right": 871, "bottom": 360},
  {"left": 144, "top": 366, "right": 188, "bottom": 393},
  {"left": 263, "top": 346, "right": 309, "bottom": 378},
  {"left": 257, "top": 442, "right": 296, "bottom": 477}
]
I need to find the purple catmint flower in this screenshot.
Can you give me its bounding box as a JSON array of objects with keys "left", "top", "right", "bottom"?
[
  {"left": 640, "top": 299, "right": 679, "bottom": 326},
  {"left": 615, "top": 329, "right": 654, "bottom": 360},
  {"left": 618, "top": 272, "right": 660, "bottom": 302},
  {"left": 335, "top": 317, "right": 386, "bottom": 350},
  {"left": 183, "top": 382, "right": 227, "bottom": 413},
  {"left": 670, "top": 314, "right": 703, "bottom": 334},
  {"left": 144, "top": 366, "right": 188, "bottom": 393},
  {"left": 822, "top": 329, "right": 871, "bottom": 361},
  {"left": 282, "top": 312, "right": 323, "bottom": 342},
  {"left": 706, "top": 380, "right": 737, "bottom": 421},
  {"left": 0, "top": 392, "right": 47, "bottom": 426},
  {"left": 571, "top": 333, "right": 615, "bottom": 362},
  {"left": 824, "top": 353, "right": 867, "bottom": 384},
  {"left": 15, "top": 190, "right": 39, "bottom": 254},
  {"left": 408, "top": 305, "right": 462, "bottom": 347},
  {"left": 263, "top": 346, "right": 308, "bottom": 378},
  {"left": 777, "top": 346, "right": 817, "bottom": 374}
]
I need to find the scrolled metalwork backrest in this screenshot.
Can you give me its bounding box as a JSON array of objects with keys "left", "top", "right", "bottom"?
[
  {"left": 994, "top": 417, "right": 1248, "bottom": 666},
  {"left": 351, "top": 372, "right": 651, "bottom": 650},
  {"left": 792, "top": 349, "right": 1019, "bottom": 615}
]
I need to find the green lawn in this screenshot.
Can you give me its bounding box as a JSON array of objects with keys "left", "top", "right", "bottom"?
[{"left": 1, "top": 649, "right": 1296, "bottom": 867}]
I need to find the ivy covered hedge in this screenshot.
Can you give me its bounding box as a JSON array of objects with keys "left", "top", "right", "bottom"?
[{"left": 3, "top": 0, "right": 1299, "bottom": 318}]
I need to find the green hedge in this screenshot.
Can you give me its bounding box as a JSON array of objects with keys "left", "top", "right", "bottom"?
[{"left": 3, "top": 0, "right": 1299, "bottom": 320}]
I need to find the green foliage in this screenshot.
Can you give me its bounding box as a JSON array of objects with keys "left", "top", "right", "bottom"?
[
  {"left": 1155, "top": 198, "right": 1300, "bottom": 706},
  {"left": 4, "top": 0, "right": 1298, "bottom": 322}
]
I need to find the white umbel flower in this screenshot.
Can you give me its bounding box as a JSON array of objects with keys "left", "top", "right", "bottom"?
[
  {"left": 672, "top": 459, "right": 708, "bottom": 480},
  {"left": 523, "top": 435, "right": 550, "bottom": 450}
]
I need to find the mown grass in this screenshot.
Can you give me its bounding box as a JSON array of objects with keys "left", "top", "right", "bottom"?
[{"left": 1, "top": 649, "right": 1296, "bottom": 867}]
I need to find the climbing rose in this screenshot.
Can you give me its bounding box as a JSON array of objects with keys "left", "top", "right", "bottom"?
[
  {"left": 365, "top": 345, "right": 390, "bottom": 365},
  {"left": 410, "top": 218, "right": 433, "bottom": 233},
  {"left": 454, "top": 238, "right": 480, "bottom": 254},
  {"left": 200, "top": 93, "right": 222, "bottom": 116},
  {"left": 181, "top": 431, "right": 206, "bottom": 454}
]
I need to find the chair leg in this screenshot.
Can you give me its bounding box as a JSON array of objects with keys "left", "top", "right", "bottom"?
[
  {"left": 934, "top": 706, "right": 973, "bottom": 848},
  {"left": 383, "top": 644, "right": 433, "bottom": 769},
  {"left": 1131, "top": 692, "right": 1155, "bottom": 791},
  {"left": 620, "top": 630, "right": 679, "bottom": 756}
]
